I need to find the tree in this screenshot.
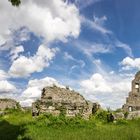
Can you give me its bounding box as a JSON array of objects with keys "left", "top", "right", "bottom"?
[{"left": 9, "top": 0, "right": 21, "bottom": 6}]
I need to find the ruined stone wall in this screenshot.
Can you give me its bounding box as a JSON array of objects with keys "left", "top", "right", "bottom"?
[
  {"left": 32, "top": 86, "right": 100, "bottom": 119},
  {"left": 0, "top": 98, "right": 19, "bottom": 110},
  {"left": 123, "top": 71, "right": 140, "bottom": 112}
]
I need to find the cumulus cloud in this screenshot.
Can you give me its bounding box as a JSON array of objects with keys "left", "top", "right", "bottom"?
[
  {"left": 79, "top": 58, "right": 135, "bottom": 109},
  {"left": 80, "top": 72, "right": 132, "bottom": 109},
  {"left": 0, "top": 70, "right": 17, "bottom": 96},
  {"left": 10, "top": 45, "right": 24, "bottom": 61},
  {"left": 120, "top": 57, "right": 140, "bottom": 70},
  {"left": 0, "top": 0, "right": 81, "bottom": 78},
  {"left": 9, "top": 45, "right": 57, "bottom": 77},
  {"left": 0, "top": 80, "right": 17, "bottom": 93},
  {"left": 20, "top": 77, "right": 64, "bottom": 106},
  {"left": 81, "top": 73, "right": 112, "bottom": 93},
  {"left": 0, "top": 0, "right": 81, "bottom": 102},
  {"left": 0, "top": 70, "right": 9, "bottom": 80},
  {"left": 0, "top": 0, "right": 80, "bottom": 45}
]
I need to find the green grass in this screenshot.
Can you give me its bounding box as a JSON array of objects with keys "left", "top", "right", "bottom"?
[{"left": 0, "top": 110, "right": 140, "bottom": 140}]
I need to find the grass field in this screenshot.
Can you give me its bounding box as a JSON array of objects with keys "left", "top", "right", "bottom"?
[{"left": 0, "top": 109, "right": 140, "bottom": 140}]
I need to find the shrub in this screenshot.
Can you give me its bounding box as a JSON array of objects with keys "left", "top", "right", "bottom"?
[
  {"left": 95, "top": 110, "right": 108, "bottom": 122},
  {"left": 107, "top": 113, "right": 114, "bottom": 122},
  {"left": 116, "top": 119, "right": 128, "bottom": 125},
  {"left": 124, "top": 112, "right": 129, "bottom": 118}
]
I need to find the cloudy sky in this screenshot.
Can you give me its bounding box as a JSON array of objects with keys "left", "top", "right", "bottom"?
[{"left": 0, "top": 0, "right": 140, "bottom": 109}]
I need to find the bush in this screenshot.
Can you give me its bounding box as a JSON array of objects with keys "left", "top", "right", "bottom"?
[
  {"left": 124, "top": 112, "right": 129, "bottom": 118},
  {"left": 107, "top": 113, "right": 114, "bottom": 123},
  {"left": 95, "top": 110, "right": 108, "bottom": 122},
  {"left": 116, "top": 119, "right": 128, "bottom": 125}
]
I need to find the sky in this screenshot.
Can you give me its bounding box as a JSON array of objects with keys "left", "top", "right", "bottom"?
[{"left": 0, "top": 0, "right": 140, "bottom": 109}]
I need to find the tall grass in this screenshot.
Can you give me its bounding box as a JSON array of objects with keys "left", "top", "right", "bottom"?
[{"left": 0, "top": 109, "right": 140, "bottom": 140}]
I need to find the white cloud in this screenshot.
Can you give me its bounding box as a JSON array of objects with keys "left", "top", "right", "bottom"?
[
  {"left": 115, "top": 40, "right": 133, "bottom": 57},
  {"left": 74, "top": 41, "right": 112, "bottom": 58},
  {"left": 81, "top": 15, "right": 111, "bottom": 34},
  {"left": 64, "top": 52, "right": 75, "bottom": 61},
  {"left": 10, "top": 45, "right": 24, "bottom": 61},
  {"left": 80, "top": 72, "right": 132, "bottom": 109},
  {"left": 13, "top": 27, "right": 30, "bottom": 42},
  {"left": 0, "top": 0, "right": 80, "bottom": 45},
  {"left": 0, "top": 70, "right": 18, "bottom": 97},
  {"left": 0, "top": 80, "right": 16, "bottom": 93},
  {"left": 73, "top": 0, "right": 101, "bottom": 9},
  {"left": 64, "top": 52, "right": 85, "bottom": 68},
  {"left": 0, "top": 0, "right": 81, "bottom": 79},
  {"left": 79, "top": 15, "right": 133, "bottom": 57},
  {"left": 81, "top": 73, "right": 112, "bottom": 93},
  {"left": 79, "top": 56, "right": 134, "bottom": 110},
  {"left": 83, "top": 43, "right": 111, "bottom": 56},
  {"left": 120, "top": 57, "right": 140, "bottom": 70},
  {"left": 9, "top": 44, "right": 57, "bottom": 77},
  {"left": 0, "top": 70, "right": 9, "bottom": 80},
  {"left": 20, "top": 99, "right": 34, "bottom": 107},
  {"left": 20, "top": 77, "right": 64, "bottom": 106}
]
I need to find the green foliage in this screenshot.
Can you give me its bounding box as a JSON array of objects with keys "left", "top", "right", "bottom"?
[
  {"left": 59, "top": 106, "right": 66, "bottom": 117},
  {"left": 95, "top": 110, "right": 108, "bottom": 122},
  {"left": 9, "top": 0, "right": 21, "bottom": 6},
  {"left": 35, "top": 100, "right": 41, "bottom": 110},
  {"left": 1, "top": 109, "right": 140, "bottom": 140},
  {"left": 116, "top": 119, "right": 128, "bottom": 125},
  {"left": 115, "top": 108, "right": 123, "bottom": 113},
  {"left": 16, "top": 102, "right": 21, "bottom": 110},
  {"left": 107, "top": 113, "right": 114, "bottom": 123},
  {"left": 124, "top": 111, "right": 129, "bottom": 118}
]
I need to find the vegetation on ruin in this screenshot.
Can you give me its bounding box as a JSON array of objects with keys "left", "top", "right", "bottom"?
[{"left": 0, "top": 109, "right": 140, "bottom": 140}]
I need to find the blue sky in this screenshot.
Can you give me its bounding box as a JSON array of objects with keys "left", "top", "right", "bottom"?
[{"left": 0, "top": 0, "right": 140, "bottom": 109}]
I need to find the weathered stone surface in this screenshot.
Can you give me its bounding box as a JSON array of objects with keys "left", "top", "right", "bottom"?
[
  {"left": 0, "top": 98, "right": 20, "bottom": 111},
  {"left": 123, "top": 71, "right": 140, "bottom": 112},
  {"left": 32, "top": 85, "right": 100, "bottom": 119},
  {"left": 113, "top": 112, "right": 124, "bottom": 120},
  {"left": 126, "top": 111, "right": 140, "bottom": 120}
]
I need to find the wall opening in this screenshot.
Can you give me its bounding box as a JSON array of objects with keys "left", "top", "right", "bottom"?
[
  {"left": 128, "top": 106, "right": 132, "bottom": 112},
  {"left": 135, "top": 83, "right": 139, "bottom": 92}
]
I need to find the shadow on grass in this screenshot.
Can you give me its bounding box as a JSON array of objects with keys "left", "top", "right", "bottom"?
[{"left": 0, "top": 120, "right": 31, "bottom": 140}]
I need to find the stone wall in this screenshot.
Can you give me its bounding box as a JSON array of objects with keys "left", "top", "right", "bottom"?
[
  {"left": 126, "top": 111, "right": 140, "bottom": 119},
  {"left": 0, "top": 98, "right": 19, "bottom": 111},
  {"left": 123, "top": 71, "right": 140, "bottom": 112},
  {"left": 32, "top": 85, "right": 100, "bottom": 119}
]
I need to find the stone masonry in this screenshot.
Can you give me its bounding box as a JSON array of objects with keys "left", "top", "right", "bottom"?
[
  {"left": 32, "top": 85, "right": 100, "bottom": 119},
  {"left": 123, "top": 71, "right": 140, "bottom": 112},
  {"left": 0, "top": 98, "right": 20, "bottom": 110}
]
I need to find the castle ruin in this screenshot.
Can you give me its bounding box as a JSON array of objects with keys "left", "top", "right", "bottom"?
[
  {"left": 32, "top": 85, "right": 100, "bottom": 119},
  {"left": 0, "top": 98, "right": 20, "bottom": 111},
  {"left": 123, "top": 71, "right": 140, "bottom": 112}
]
